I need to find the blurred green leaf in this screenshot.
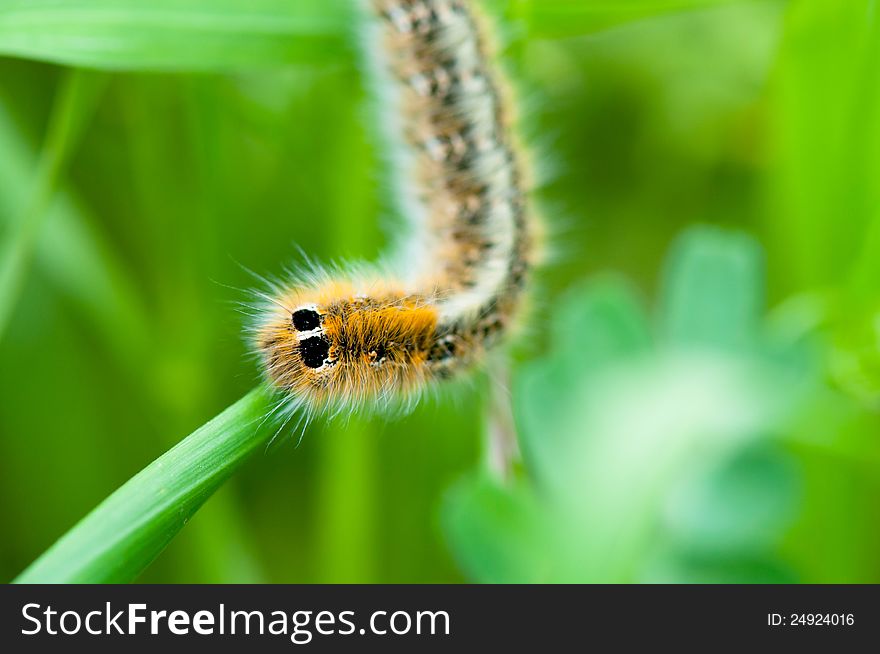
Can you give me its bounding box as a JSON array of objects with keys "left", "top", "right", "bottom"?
[
  {"left": 662, "top": 442, "right": 802, "bottom": 554},
  {"left": 442, "top": 474, "right": 549, "bottom": 584},
  {"left": 446, "top": 228, "right": 816, "bottom": 582},
  {"left": 516, "top": 277, "right": 652, "bottom": 488},
  {"left": 552, "top": 276, "right": 653, "bottom": 374},
  {"left": 659, "top": 226, "right": 763, "bottom": 351},
  {"left": 644, "top": 549, "right": 798, "bottom": 583},
  {"left": 0, "top": 0, "right": 353, "bottom": 71},
  {"left": 14, "top": 387, "right": 274, "bottom": 583}
]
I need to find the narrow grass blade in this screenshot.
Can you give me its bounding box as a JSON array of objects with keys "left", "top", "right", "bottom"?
[
  {"left": 491, "top": 0, "right": 746, "bottom": 37},
  {"left": 0, "top": 0, "right": 353, "bottom": 72},
  {"left": 768, "top": 0, "right": 880, "bottom": 291},
  {"left": 14, "top": 386, "right": 275, "bottom": 584},
  {"left": 0, "top": 0, "right": 757, "bottom": 73},
  {"left": 0, "top": 99, "right": 152, "bottom": 371},
  {"left": 0, "top": 69, "right": 104, "bottom": 342}
]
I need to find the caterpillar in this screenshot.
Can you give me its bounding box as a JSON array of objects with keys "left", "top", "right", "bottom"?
[{"left": 253, "top": 0, "right": 535, "bottom": 420}]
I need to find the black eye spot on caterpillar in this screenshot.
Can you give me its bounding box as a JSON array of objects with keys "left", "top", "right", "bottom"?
[
  {"left": 299, "top": 336, "right": 330, "bottom": 369},
  {"left": 292, "top": 309, "right": 321, "bottom": 332}
]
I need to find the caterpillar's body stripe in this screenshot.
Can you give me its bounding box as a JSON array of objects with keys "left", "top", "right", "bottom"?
[{"left": 254, "top": 0, "right": 534, "bottom": 416}]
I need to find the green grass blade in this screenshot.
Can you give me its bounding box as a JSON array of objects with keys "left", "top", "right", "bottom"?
[
  {"left": 768, "top": 0, "right": 880, "bottom": 291},
  {"left": 0, "top": 99, "right": 153, "bottom": 371},
  {"left": 0, "top": 0, "right": 764, "bottom": 73},
  {"left": 0, "top": 69, "right": 104, "bottom": 342},
  {"left": 766, "top": 0, "right": 880, "bottom": 399},
  {"left": 13, "top": 386, "right": 275, "bottom": 584},
  {"left": 0, "top": 0, "right": 353, "bottom": 72},
  {"left": 492, "top": 0, "right": 748, "bottom": 37}
]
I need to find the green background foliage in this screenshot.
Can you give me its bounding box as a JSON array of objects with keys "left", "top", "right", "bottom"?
[{"left": 1, "top": 0, "right": 878, "bottom": 583}]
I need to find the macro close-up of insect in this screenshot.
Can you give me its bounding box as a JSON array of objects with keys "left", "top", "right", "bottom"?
[
  {"left": 1, "top": 0, "right": 880, "bottom": 609},
  {"left": 253, "top": 0, "right": 536, "bottom": 430}
]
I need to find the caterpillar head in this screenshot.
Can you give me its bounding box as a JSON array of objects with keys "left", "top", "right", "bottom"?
[{"left": 255, "top": 282, "right": 439, "bottom": 410}]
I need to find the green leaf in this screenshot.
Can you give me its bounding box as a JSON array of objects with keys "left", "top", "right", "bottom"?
[
  {"left": 643, "top": 549, "right": 798, "bottom": 583},
  {"left": 659, "top": 226, "right": 763, "bottom": 351},
  {"left": 448, "top": 228, "right": 814, "bottom": 583},
  {"left": 662, "top": 442, "right": 802, "bottom": 554},
  {"left": 0, "top": 0, "right": 353, "bottom": 72},
  {"left": 14, "top": 387, "right": 275, "bottom": 583},
  {"left": 551, "top": 276, "right": 653, "bottom": 373},
  {"left": 516, "top": 278, "right": 651, "bottom": 485},
  {"left": 441, "top": 474, "right": 550, "bottom": 584}
]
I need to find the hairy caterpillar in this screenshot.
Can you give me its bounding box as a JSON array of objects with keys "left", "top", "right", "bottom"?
[{"left": 253, "top": 0, "right": 534, "bottom": 420}]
